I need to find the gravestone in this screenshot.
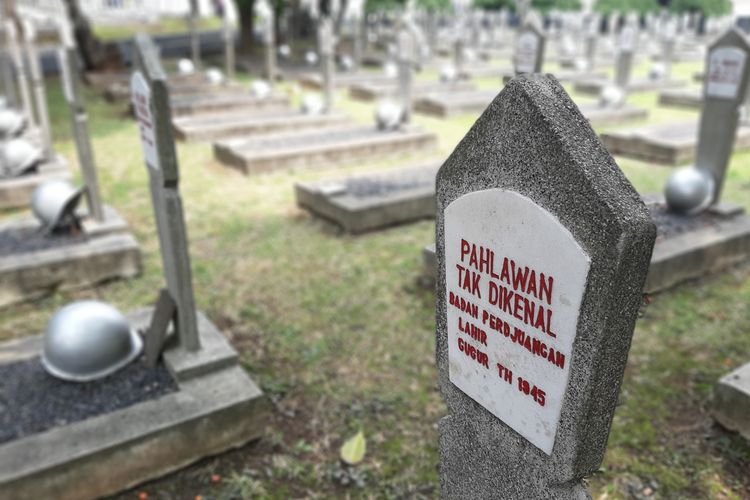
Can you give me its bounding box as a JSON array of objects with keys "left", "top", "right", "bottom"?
[
  {"left": 513, "top": 17, "right": 545, "bottom": 76},
  {"left": 188, "top": 0, "right": 200, "bottom": 69},
  {"left": 396, "top": 20, "right": 414, "bottom": 123},
  {"left": 20, "top": 19, "right": 52, "bottom": 159},
  {"left": 434, "top": 75, "right": 655, "bottom": 497},
  {"left": 319, "top": 17, "right": 335, "bottom": 112}
]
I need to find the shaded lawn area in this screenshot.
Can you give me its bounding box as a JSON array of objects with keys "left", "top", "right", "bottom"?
[{"left": 0, "top": 56, "right": 748, "bottom": 499}]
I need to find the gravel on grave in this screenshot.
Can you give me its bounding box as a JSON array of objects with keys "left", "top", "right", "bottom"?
[
  {"left": 343, "top": 167, "right": 438, "bottom": 198},
  {"left": 649, "top": 203, "right": 726, "bottom": 240},
  {"left": 0, "top": 356, "right": 177, "bottom": 444},
  {"left": 0, "top": 225, "right": 87, "bottom": 257}
]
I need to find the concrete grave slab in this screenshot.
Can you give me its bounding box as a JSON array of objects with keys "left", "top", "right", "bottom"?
[
  {"left": 0, "top": 308, "right": 269, "bottom": 500},
  {"left": 349, "top": 80, "right": 475, "bottom": 102},
  {"left": 0, "top": 155, "right": 70, "bottom": 210},
  {"left": 214, "top": 125, "right": 438, "bottom": 175},
  {"left": 298, "top": 71, "right": 394, "bottom": 90},
  {"left": 601, "top": 121, "right": 750, "bottom": 165},
  {"left": 294, "top": 163, "right": 439, "bottom": 233},
  {"left": 0, "top": 205, "right": 142, "bottom": 307},
  {"left": 173, "top": 109, "right": 352, "bottom": 142},
  {"left": 414, "top": 90, "right": 499, "bottom": 118},
  {"left": 578, "top": 102, "right": 649, "bottom": 126},
  {"left": 169, "top": 92, "right": 290, "bottom": 118},
  {"left": 573, "top": 76, "right": 686, "bottom": 95},
  {"left": 658, "top": 88, "right": 703, "bottom": 109},
  {"left": 714, "top": 362, "right": 750, "bottom": 441}
]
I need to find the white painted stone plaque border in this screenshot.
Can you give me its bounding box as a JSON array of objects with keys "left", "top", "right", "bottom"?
[
  {"left": 706, "top": 46, "right": 747, "bottom": 100},
  {"left": 444, "top": 188, "right": 590, "bottom": 455}
]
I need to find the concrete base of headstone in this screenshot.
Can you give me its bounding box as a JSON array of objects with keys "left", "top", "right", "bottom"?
[
  {"left": 298, "top": 72, "right": 394, "bottom": 90},
  {"left": 170, "top": 94, "right": 290, "bottom": 118},
  {"left": 213, "top": 125, "right": 438, "bottom": 175},
  {"left": 414, "top": 90, "right": 499, "bottom": 118},
  {"left": 713, "top": 362, "right": 750, "bottom": 441},
  {"left": 0, "top": 206, "right": 141, "bottom": 307},
  {"left": 349, "top": 80, "right": 475, "bottom": 102},
  {"left": 0, "top": 308, "right": 269, "bottom": 500},
  {"left": 579, "top": 103, "right": 649, "bottom": 127},
  {"left": 574, "top": 77, "right": 687, "bottom": 96},
  {"left": 0, "top": 156, "right": 70, "bottom": 210},
  {"left": 421, "top": 201, "right": 750, "bottom": 293},
  {"left": 658, "top": 89, "right": 702, "bottom": 109},
  {"left": 646, "top": 200, "right": 750, "bottom": 292},
  {"left": 601, "top": 121, "right": 750, "bottom": 165},
  {"left": 294, "top": 163, "right": 439, "bottom": 233},
  {"left": 173, "top": 110, "right": 352, "bottom": 142}
]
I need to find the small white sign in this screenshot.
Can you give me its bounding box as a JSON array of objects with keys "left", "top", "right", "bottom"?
[
  {"left": 130, "top": 71, "right": 160, "bottom": 170},
  {"left": 706, "top": 46, "right": 747, "bottom": 100},
  {"left": 515, "top": 31, "right": 539, "bottom": 74},
  {"left": 444, "top": 189, "right": 590, "bottom": 455},
  {"left": 619, "top": 26, "right": 637, "bottom": 52}
]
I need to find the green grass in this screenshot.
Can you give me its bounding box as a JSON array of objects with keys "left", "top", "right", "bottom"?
[
  {"left": 93, "top": 16, "right": 224, "bottom": 42},
  {"left": 2, "top": 55, "right": 749, "bottom": 499}
]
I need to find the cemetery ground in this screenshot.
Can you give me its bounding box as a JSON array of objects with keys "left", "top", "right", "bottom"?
[{"left": 1, "top": 60, "right": 749, "bottom": 499}]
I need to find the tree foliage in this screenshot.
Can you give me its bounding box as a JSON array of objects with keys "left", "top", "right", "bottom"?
[
  {"left": 365, "top": 0, "right": 451, "bottom": 12},
  {"left": 593, "top": 0, "right": 658, "bottom": 15},
  {"left": 471, "top": 0, "right": 581, "bottom": 12},
  {"left": 668, "top": 0, "right": 731, "bottom": 17}
]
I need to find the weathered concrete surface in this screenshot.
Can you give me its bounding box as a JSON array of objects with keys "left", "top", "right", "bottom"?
[
  {"left": 170, "top": 93, "right": 290, "bottom": 118},
  {"left": 0, "top": 156, "right": 70, "bottom": 210},
  {"left": 0, "top": 308, "right": 269, "bottom": 500},
  {"left": 295, "top": 163, "right": 439, "bottom": 233},
  {"left": 714, "top": 362, "right": 750, "bottom": 441},
  {"left": 414, "top": 90, "right": 499, "bottom": 118},
  {"left": 0, "top": 207, "right": 141, "bottom": 307},
  {"left": 574, "top": 76, "right": 686, "bottom": 96},
  {"left": 601, "top": 121, "right": 750, "bottom": 165},
  {"left": 214, "top": 125, "right": 438, "bottom": 175},
  {"left": 349, "top": 80, "right": 474, "bottom": 102},
  {"left": 579, "top": 103, "right": 649, "bottom": 127},
  {"left": 173, "top": 110, "right": 352, "bottom": 142},
  {"left": 658, "top": 89, "right": 702, "bottom": 109}
]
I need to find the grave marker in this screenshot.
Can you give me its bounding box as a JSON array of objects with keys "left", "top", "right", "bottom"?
[
  {"left": 435, "top": 75, "right": 656, "bottom": 497},
  {"left": 514, "top": 17, "right": 545, "bottom": 75},
  {"left": 20, "top": 19, "right": 51, "bottom": 158},
  {"left": 188, "top": 0, "right": 201, "bottom": 68},
  {"left": 319, "top": 17, "right": 335, "bottom": 112},
  {"left": 396, "top": 21, "right": 414, "bottom": 123},
  {"left": 615, "top": 15, "right": 638, "bottom": 89},
  {"left": 132, "top": 34, "right": 200, "bottom": 352}
]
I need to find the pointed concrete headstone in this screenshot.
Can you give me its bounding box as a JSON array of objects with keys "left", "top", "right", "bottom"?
[
  {"left": 435, "top": 75, "right": 655, "bottom": 498},
  {"left": 319, "top": 17, "right": 335, "bottom": 112},
  {"left": 694, "top": 29, "right": 750, "bottom": 203},
  {"left": 614, "top": 15, "right": 638, "bottom": 89},
  {"left": 20, "top": 20, "right": 52, "bottom": 158},
  {"left": 514, "top": 17, "right": 545, "bottom": 75},
  {"left": 396, "top": 21, "right": 414, "bottom": 123},
  {"left": 132, "top": 34, "right": 200, "bottom": 352}
]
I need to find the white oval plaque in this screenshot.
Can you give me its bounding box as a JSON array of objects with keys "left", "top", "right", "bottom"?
[
  {"left": 706, "top": 46, "right": 747, "bottom": 100},
  {"left": 515, "top": 31, "right": 539, "bottom": 74},
  {"left": 131, "top": 71, "right": 160, "bottom": 171},
  {"left": 444, "top": 189, "right": 590, "bottom": 455}
]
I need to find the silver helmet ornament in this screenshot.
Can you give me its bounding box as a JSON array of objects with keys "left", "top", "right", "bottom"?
[
  {"left": 177, "top": 58, "right": 196, "bottom": 75},
  {"left": 31, "top": 179, "right": 85, "bottom": 232},
  {"left": 339, "top": 54, "right": 354, "bottom": 72},
  {"left": 1, "top": 138, "right": 42, "bottom": 177},
  {"left": 300, "top": 94, "right": 324, "bottom": 115},
  {"left": 278, "top": 44, "right": 292, "bottom": 59},
  {"left": 42, "top": 301, "right": 143, "bottom": 382},
  {"left": 250, "top": 79, "right": 272, "bottom": 99},
  {"left": 648, "top": 61, "right": 666, "bottom": 81},
  {"left": 374, "top": 100, "right": 403, "bottom": 131},
  {"left": 0, "top": 108, "right": 27, "bottom": 138},
  {"left": 439, "top": 64, "right": 458, "bottom": 83},
  {"left": 664, "top": 167, "right": 715, "bottom": 215},
  {"left": 205, "top": 67, "right": 225, "bottom": 85},
  {"left": 383, "top": 61, "right": 398, "bottom": 79},
  {"left": 305, "top": 50, "right": 319, "bottom": 66},
  {"left": 599, "top": 85, "right": 626, "bottom": 108}
]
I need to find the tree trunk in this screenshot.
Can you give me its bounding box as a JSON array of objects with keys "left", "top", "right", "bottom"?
[
  {"left": 238, "top": 0, "right": 257, "bottom": 55},
  {"left": 62, "top": 0, "right": 122, "bottom": 71}
]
